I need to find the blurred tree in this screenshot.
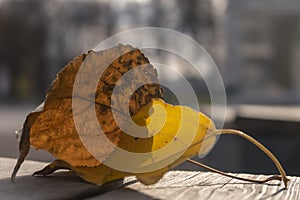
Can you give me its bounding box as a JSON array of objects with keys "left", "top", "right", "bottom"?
[
  {"left": 176, "top": 0, "right": 215, "bottom": 45},
  {"left": 0, "top": 0, "right": 48, "bottom": 102},
  {"left": 149, "top": 0, "right": 164, "bottom": 27}
]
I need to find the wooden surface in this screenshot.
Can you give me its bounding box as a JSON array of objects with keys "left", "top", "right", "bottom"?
[
  {"left": 0, "top": 157, "right": 299, "bottom": 200},
  {"left": 93, "top": 172, "right": 298, "bottom": 200},
  {"left": 0, "top": 158, "right": 123, "bottom": 200}
]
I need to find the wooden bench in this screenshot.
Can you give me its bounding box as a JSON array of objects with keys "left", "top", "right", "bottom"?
[{"left": 0, "top": 157, "right": 299, "bottom": 199}]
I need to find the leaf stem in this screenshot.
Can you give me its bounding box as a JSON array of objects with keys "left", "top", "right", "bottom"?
[{"left": 203, "top": 129, "right": 289, "bottom": 188}]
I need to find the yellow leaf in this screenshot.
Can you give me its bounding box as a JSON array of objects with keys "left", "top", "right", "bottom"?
[{"left": 60, "top": 98, "right": 216, "bottom": 185}]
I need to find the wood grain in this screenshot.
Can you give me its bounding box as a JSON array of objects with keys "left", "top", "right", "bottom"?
[
  {"left": 0, "top": 157, "right": 298, "bottom": 200},
  {"left": 92, "top": 171, "right": 298, "bottom": 200}
]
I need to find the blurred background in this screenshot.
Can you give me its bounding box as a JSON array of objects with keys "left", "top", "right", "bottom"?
[{"left": 0, "top": 0, "right": 300, "bottom": 176}]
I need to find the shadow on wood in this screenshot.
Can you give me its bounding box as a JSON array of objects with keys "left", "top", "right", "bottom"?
[{"left": 0, "top": 172, "right": 123, "bottom": 200}]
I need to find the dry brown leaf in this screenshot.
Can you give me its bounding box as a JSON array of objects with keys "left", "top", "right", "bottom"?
[{"left": 12, "top": 44, "right": 163, "bottom": 179}]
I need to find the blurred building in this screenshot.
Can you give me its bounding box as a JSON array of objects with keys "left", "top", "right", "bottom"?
[
  {"left": 0, "top": 0, "right": 299, "bottom": 105},
  {"left": 225, "top": 0, "right": 300, "bottom": 104}
]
